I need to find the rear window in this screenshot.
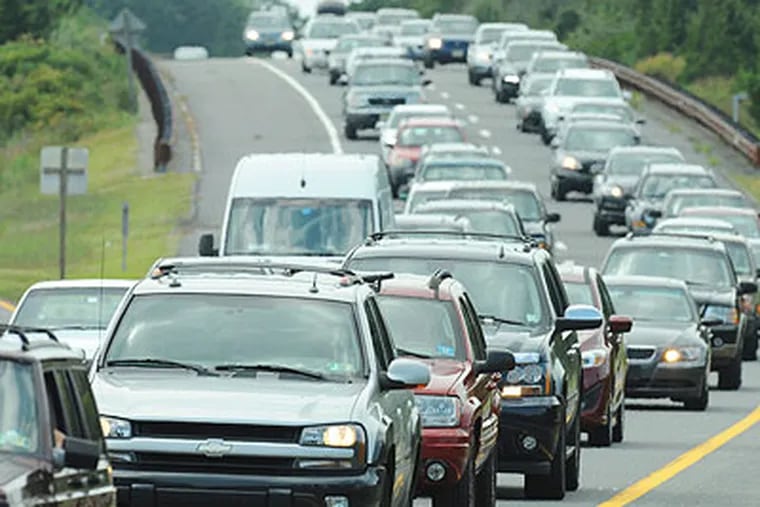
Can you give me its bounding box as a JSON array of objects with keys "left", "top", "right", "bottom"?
[
  {"left": 421, "top": 164, "right": 507, "bottom": 182},
  {"left": 555, "top": 78, "right": 620, "bottom": 98},
  {"left": 608, "top": 153, "right": 683, "bottom": 176},
  {"left": 13, "top": 287, "right": 129, "bottom": 329},
  {"left": 607, "top": 285, "right": 696, "bottom": 322},
  {"left": 563, "top": 281, "right": 595, "bottom": 306},
  {"left": 398, "top": 126, "right": 464, "bottom": 146}
]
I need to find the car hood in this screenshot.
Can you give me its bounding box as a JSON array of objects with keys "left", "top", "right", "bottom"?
[
  {"left": 605, "top": 174, "right": 639, "bottom": 192},
  {"left": 414, "top": 358, "right": 466, "bottom": 395},
  {"left": 301, "top": 38, "right": 338, "bottom": 51},
  {"left": 93, "top": 371, "right": 366, "bottom": 425},
  {"left": 626, "top": 320, "right": 701, "bottom": 348},
  {"left": 687, "top": 287, "right": 735, "bottom": 308},
  {"left": 482, "top": 324, "right": 549, "bottom": 357}
]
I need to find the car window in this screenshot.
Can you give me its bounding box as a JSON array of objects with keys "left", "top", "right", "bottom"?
[
  {"left": 542, "top": 264, "right": 565, "bottom": 316},
  {"left": 533, "top": 56, "right": 587, "bottom": 73},
  {"left": 68, "top": 370, "right": 103, "bottom": 442},
  {"left": 608, "top": 153, "right": 683, "bottom": 176},
  {"left": 555, "top": 78, "right": 620, "bottom": 98},
  {"left": 447, "top": 188, "right": 543, "bottom": 221},
  {"left": 607, "top": 285, "right": 696, "bottom": 322},
  {"left": 389, "top": 111, "right": 450, "bottom": 128},
  {"left": 13, "top": 287, "right": 129, "bottom": 329},
  {"left": 44, "top": 370, "right": 84, "bottom": 440},
  {"left": 414, "top": 208, "right": 521, "bottom": 236},
  {"left": 563, "top": 127, "right": 637, "bottom": 151},
  {"left": 478, "top": 27, "right": 507, "bottom": 44},
  {"left": 682, "top": 213, "right": 760, "bottom": 238},
  {"left": 352, "top": 64, "right": 419, "bottom": 86},
  {"left": 420, "top": 164, "right": 507, "bottom": 182},
  {"left": 400, "top": 23, "right": 428, "bottom": 35},
  {"left": 639, "top": 175, "right": 717, "bottom": 199},
  {"left": 436, "top": 18, "right": 478, "bottom": 34},
  {"left": 521, "top": 77, "right": 553, "bottom": 96},
  {"left": 665, "top": 194, "right": 746, "bottom": 216},
  {"left": 365, "top": 299, "right": 394, "bottom": 370},
  {"left": 597, "top": 275, "right": 617, "bottom": 317},
  {"left": 724, "top": 242, "right": 754, "bottom": 277},
  {"left": 563, "top": 281, "right": 595, "bottom": 307},
  {"left": 309, "top": 21, "right": 359, "bottom": 38},
  {"left": 0, "top": 360, "right": 39, "bottom": 455},
  {"left": 460, "top": 295, "right": 487, "bottom": 361},
  {"left": 398, "top": 126, "right": 464, "bottom": 146}
]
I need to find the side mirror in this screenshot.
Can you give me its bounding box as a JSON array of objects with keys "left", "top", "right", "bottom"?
[
  {"left": 636, "top": 117, "right": 647, "bottom": 125},
  {"left": 198, "top": 234, "right": 218, "bottom": 257},
  {"left": 54, "top": 437, "right": 101, "bottom": 471},
  {"left": 550, "top": 137, "right": 560, "bottom": 149},
  {"left": 474, "top": 349, "right": 516, "bottom": 374},
  {"left": 382, "top": 357, "right": 430, "bottom": 390},
  {"left": 545, "top": 212, "right": 561, "bottom": 224},
  {"left": 648, "top": 210, "right": 662, "bottom": 219},
  {"left": 422, "top": 78, "right": 433, "bottom": 87},
  {"left": 556, "top": 304, "right": 603, "bottom": 333},
  {"left": 755, "top": 267, "right": 760, "bottom": 278},
  {"left": 338, "top": 75, "right": 349, "bottom": 85},
  {"left": 608, "top": 314, "right": 633, "bottom": 334},
  {"left": 738, "top": 280, "right": 758, "bottom": 295},
  {"left": 700, "top": 318, "right": 723, "bottom": 327}
]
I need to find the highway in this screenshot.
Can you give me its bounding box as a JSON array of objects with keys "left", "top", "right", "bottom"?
[{"left": 164, "top": 56, "right": 760, "bottom": 505}]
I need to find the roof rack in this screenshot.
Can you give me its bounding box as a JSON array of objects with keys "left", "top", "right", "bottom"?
[
  {"left": 367, "top": 230, "right": 537, "bottom": 246},
  {"left": 631, "top": 231, "right": 718, "bottom": 243},
  {"left": 0, "top": 324, "right": 60, "bottom": 352}
]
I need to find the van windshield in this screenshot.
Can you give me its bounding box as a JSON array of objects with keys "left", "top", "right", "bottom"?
[{"left": 224, "top": 198, "right": 373, "bottom": 256}]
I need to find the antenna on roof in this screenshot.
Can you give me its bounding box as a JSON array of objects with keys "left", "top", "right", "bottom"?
[
  {"left": 309, "top": 272, "right": 319, "bottom": 293},
  {"left": 98, "top": 235, "right": 106, "bottom": 346}
]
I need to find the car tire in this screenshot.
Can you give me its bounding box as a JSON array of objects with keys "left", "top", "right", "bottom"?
[
  {"left": 718, "top": 354, "right": 742, "bottom": 390},
  {"left": 301, "top": 62, "right": 311, "bottom": 73},
  {"left": 612, "top": 401, "right": 624, "bottom": 443},
  {"left": 565, "top": 407, "right": 581, "bottom": 492},
  {"left": 524, "top": 409, "right": 566, "bottom": 500},
  {"left": 433, "top": 449, "right": 475, "bottom": 507},
  {"left": 588, "top": 403, "right": 613, "bottom": 447},
  {"left": 496, "top": 89, "right": 508, "bottom": 103},
  {"left": 684, "top": 375, "right": 709, "bottom": 411},
  {"left": 468, "top": 70, "right": 480, "bottom": 86},
  {"left": 593, "top": 214, "right": 610, "bottom": 237},
  {"left": 344, "top": 124, "right": 358, "bottom": 140},
  {"left": 329, "top": 72, "right": 338, "bottom": 85},
  {"left": 424, "top": 57, "right": 434, "bottom": 69},
  {"left": 553, "top": 182, "right": 567, "bottom": 202},
  {"left": 381, "top": 452, "right": 395, "bottom": 507},
  {"left": 742, "top": 322, "right": 758, "bottom": 360},
  {"left": 475, "top": 448, "right": 497, "bottom": 507}
]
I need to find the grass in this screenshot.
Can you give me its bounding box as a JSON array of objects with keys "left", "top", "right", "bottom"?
[
  {"left": 732, "top": 174, "right": 760, "bottom": 202},
  {"left": 0, "top": 115, "right": 195, "bottom": 302},
  {"left": 687, "top": 75, "right": 760, "bottom": 137}
]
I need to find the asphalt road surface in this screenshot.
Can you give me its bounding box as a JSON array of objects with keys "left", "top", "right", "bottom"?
[{"left": 164, "top": 56, "right": 760, "bottom": 506}]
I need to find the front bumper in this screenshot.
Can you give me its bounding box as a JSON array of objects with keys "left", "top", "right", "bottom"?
[
  {"left": 246, "top": 41, "right": 292, "bottom": 53},
  {"left": 468, "top": 62, "right": 492, "bottom": 78},
  {"left": 345, "top": 109, "right": 392, "bottom": 130},
  {"left": 427, "top": 46, "right": 469, "bottom": 63},
  {"left": 595, "top": 196, "right": 628, "bottom": 225},
  {"left": 417, "top": 427, "right": 470, "bottom": 493},
  {"left": 304, "top": 52, "right": 330, "bottom": 69},
  {"left": 626, "top": 362, "right": 706, "bottom": 400},
  {"left": 553, "top": 168, "right": 594, "bottom": 194},
  {"left": 114, "top": 467, "right": 386, "bottom": 507},
  {"left": 497, "top": 396, "right": 563, "bottom": 475}
]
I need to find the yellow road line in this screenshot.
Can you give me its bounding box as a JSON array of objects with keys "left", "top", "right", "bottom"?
[
  {"left": 0, "top": 300, "right": 15, "bottom": 312},
  {"left": 599, "top": 405, "right": 760, "bottom": 506}
]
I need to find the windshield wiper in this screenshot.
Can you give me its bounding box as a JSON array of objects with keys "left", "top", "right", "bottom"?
[
  {"left": 48, "top": 324, "right": 104, "bottom": 331},
  {"left": 214, "top": 363, "right": 328, "bottom": 381},
  {"left": 396, "top": 348, "right": 432, "bottom": 359},
  {"left": 105, "top": 358, "right": 218, "bottom": 376},
  {"left": 478, "top": 314, "right": 529, "bottom": 327}
]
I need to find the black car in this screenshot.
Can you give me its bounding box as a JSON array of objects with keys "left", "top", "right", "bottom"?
[
  {"left": 601, "top": 233, "right": 757, "bottom": 390},
  {"left": 344, "top": 232, "right": 603, "bottom": 500},
  {"left": 0, "top": 326, "right": 115, "bottom": 506},
  {"left": 550, "top": 120, "right": 640, "bottom": 201},
  {"left": 591, "top": 146, "right": 685, "bottom": 236},
  {"left": 604, "top": 276, "right": 712, "bottom": 410}
]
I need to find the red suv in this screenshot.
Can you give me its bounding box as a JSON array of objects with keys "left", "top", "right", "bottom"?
[
  {"left": 559, "top": 263, "right": 632, "bottom": 446},
  {"left": 375, "top": 270, "right": 515, "bottom": 506}
]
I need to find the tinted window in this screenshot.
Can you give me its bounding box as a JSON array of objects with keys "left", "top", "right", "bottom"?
[
  {"left": 563, "top": 281, "right": 595, "bottom": 306},
  {"left": 420, "top": 164, "right": 507, "bottom": 182},
  {"left": 555, "top": 78, "right": 620, "bottom": 98},
  {"left": 640, "top": 174, "right": 717, "bottom": 199},
  {"left": 398, "top": 126, "right": 464, "bottom": 146},
  {"left": 683, "top": 212, "right": 760, "bottom": 238},
  {"left": 13, "top": 287, "right": 128, "bottom": 329},
  {"left": 353, "top": 64, "right": 419, "bottom": 86},
  {"left": 106, "top": 295, "right": 365, "bottom": 380},
  {"left": 507, "top": 44, "right": 558, "bottom": 62},
  {"left": 725, "top": 242, "right": 753, "bottom": 276},
  {"left": 608, "top": 153, "right": 683, "bottom": 176},
  {"left": 0, "top": 361, "right": 39, "bottom": 455},
  {"left": 349, "top": 257, "right": 548, "bottom": 328},
  {"left": 414, "top": 208, "right": 521, "bottom": 236},
  {"left": 68, "top": 371, "right": 102, "bottom": 442},
  {"left": 309, "top": 21, "right": 359, "bottom": 38},
  {"left": 365, "top": 299, "right": 394, "bottom": 369},
  {"left": 224, "top": 197, "right": 373, "bottom": 256},
  {"left": 666, "top": 194, "right": 746, "bottom": 216},
  {"left": 607, "top": 285, "right": 696, "bottom": 322},
  {"left": 534, "top": 56, "right": 587, "bottom": 73},
  {"left": 377, "top": 296, "right": 465, "bottom": 360},
  {"left": 564, "top": 127, "right": 638, "bottom": 151},
  {"left": 447, "top": 188, "right": 543, "bottom": 221},
  {"left": 603, "top": 247, "right": 734, "bottom": 288},
  {"left": 437, "top": 18, "right": 478, "bottom": 34}
]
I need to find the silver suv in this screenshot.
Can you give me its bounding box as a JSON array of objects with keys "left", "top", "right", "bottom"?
[{"left": 91, "top": 258, "right": 430, "bottom": 507}]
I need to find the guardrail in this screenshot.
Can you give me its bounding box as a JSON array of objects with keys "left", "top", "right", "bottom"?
[
  {"left": 113, "top": 38, "right": 173, "bottom": 171},
  {"left": 589, "top": 56, "right": 760, "bottom": 167}
]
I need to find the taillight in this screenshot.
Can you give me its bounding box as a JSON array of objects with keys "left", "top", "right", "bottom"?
[{"left": 731, "top": 307, "right": 740, "bottom": 325}]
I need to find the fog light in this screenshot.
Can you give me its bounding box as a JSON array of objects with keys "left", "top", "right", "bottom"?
[
  {"left": 325, "top": 496, "right": 349, "bottom": 507},
  {"left": 713, "top": 337, "right": 724, "bottom": 347},
  {"left": 520, "top": 435, "right": 538, "bottom": 452},
  {"left": 426, "top": 461, "right": 446, "bottom": 482}
]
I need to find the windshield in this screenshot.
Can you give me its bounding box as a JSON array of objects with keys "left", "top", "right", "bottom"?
[
  {"left": 573, "top": 104, "right": 633, "bottom": 122},
  {"left": 563, "top": 281, "right": 595, "bottom": 306},
  {"left": 555, "top": 78, "right": 620, "bottom": 98},
  {"left": 400, "top": 23, "right": 428, "bottom": 35},
  {"left": 309, "top": 21, "right": 359, "bottom": 39},
  {"left": 656, "top": 224, "right": 733, "bottom": 235},
  {"left": 725, "top": 243, "right": 753, "bottom": 277},
  {"left": 437, "top": 18, "right": 478, "bottom": 34},
  {"left": 389, "top": 111, "right": 449, "bottom": 128},
  {"left": 522, "top": 78, "right": 553, "bottom": 96},
  {"left": 421, "top": 164, "right": 507, "bottom": 182},
  {"left": 415, "top": 208, "right": 520, "bottom": 236},
  {"left": 564, "top": 127, "right": 637, "bottom": 151},
  {"left": 607, "top": 285, "right": 695, "bottom": 322},
  {"left": 13, "top": 287, "right": 128, "bottom": 329},
  {"left": 248, "top": 15, "right": 290, "bottom": 29},
  {"left": 603, "top": 247, "right": 734, "bottom": 288},
  {"left": 377, "top": 296, "right": 465, "bottom": 360},
  {"left": 349, "top": 257, "right": 547, "bottom": 327},
  {"left": 407, "top": 190, "right": 449, "bottom": 212},
  {"left": 534, "top": 57, "right": 587, "bottom": 73},
  {"left": 351, "top": 16, "right": 375, "bottom": 30},
  {"left": 336, "top": 37, "right": 384, "bottom": 51},
  {"left": 106, "top": 295, "right": 364, "bottom": 379},
  {"left": 639, "top": 175, "right": 716, "bottom": 199},
  {"left": 398, "top": 126, "right": 464, "bottom": 146},
  {"left": 666, "top": 194, "right": 746, "bottom": 216},
  {"left": 507, "top": 45, "right": 553, "bottom": 63},
  {"left": 683, "top": 213, "right": 760, "bottom": 238},
  {"left": 378, "top": 13, "right": 418, "bottom": 25},
  {"left": 447, "top": 188, "right": 542, "bottom": 221},
  {"left": 353, "top": 64, "right": 419, "bottom": 86},
  {"left": 478, "top": 28, "right": 506, "bottom": 44},
  {"left": 224, "top": 197, "right": 373, "bottom": 256},
  {"left": 608, "top": 153, "right": 682, "bottom": 176},
  {"left": 0, "top": 361, "right": 39, "bottom": 455}
]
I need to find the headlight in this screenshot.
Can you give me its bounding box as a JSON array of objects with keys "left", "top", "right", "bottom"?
[
  {"left": 300, "top": 424, "right": 363, "bottom": 448},
  {"left": 503, "top": 74, "right": 520, "bottom": 83},
  {"left": 661, "top": 347, "right": 703, "bottom": 364},
  {"left": 428, "top": 37, "right": 442, "bottom": 49},
  {"left": 608, "top": 185, "right": 624, "bottom": 198},
  {"left": 545, "top": 103, "right": 560, "bottom": 115},
  {"left": 245, "top": 29, "right": 259, "bottom": 41},
  {"left": 281, "top": 31, "right": 294, "bottom": 41},
  {"left": 561, "top": 156, "right": 581, "bottom": 170},
  {"left": 347, "top": 93, "right": 364, "bottom": 108},
  {"left": 477, "top": 50, "right": 490, "bottom": 61},
  {"left": 415, "top": 395, "right": 460, "bottom": 427},
  {"left": 702, "top": 305, "right": 739, "bottom": 325},
  {"left": 582, "top": 349, "right": 608, "bottom": 369},
  {"left": 100, "top": 417, "right": 132, "bottom": 439},
  {"left": 501, "top": 363, "right": 547, "bottom": 398}
]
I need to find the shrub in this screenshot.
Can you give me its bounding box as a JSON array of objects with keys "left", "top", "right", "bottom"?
[{"left": 634, "top": 52, "right": 686, "bottom": 83}]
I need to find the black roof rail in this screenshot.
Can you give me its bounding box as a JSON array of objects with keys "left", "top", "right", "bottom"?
[
  {"left": 0, "top": 324, "right": 61, "bottom": 352},
  {"left": 428, "top": 269, "right": 453, "bottom": 295},
  {"left": 645, "top": 231, "right": 718, "bottom": 243},
  {"left": 367, "top": 230, "right": 537, "bottom": 245}
]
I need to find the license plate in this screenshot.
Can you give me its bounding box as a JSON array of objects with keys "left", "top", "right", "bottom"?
[{"left": 452, "top": 50, "right": 464, "bottom": 58}]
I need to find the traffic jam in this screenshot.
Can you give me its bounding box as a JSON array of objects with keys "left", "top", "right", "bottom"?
[{"left": 2, "top": 2, "right": 760, "bottom": 507}]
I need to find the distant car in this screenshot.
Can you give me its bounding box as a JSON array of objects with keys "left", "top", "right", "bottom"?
[
  {"left": 591, "top": 145, "right": 685, "bottom": 236},
  {"left": 345, "top": 11, "right": 377, "bottom": 32},
  {"left": 342, "top": 58, "right": 430, "bottom": 140},
  {"left": 490, "top": 29, "right": 558, "bottom": 75},
  {"left": 562, "top": 99, "right": 643, "bottom": 127},
  {"left": 375, "top": 7, "right": 420, "bottom": 37},
  {"left": 243, "top": 10, "right": 294, "bottom": 57},
  {"left": 559, "top": 263, "right": 631, "bottom": 446},
  {"left": 524, "top": 50, "right": 589, "bottom": 79},
  {"left": 515, "top": 72, "right": 555, "bottom": 132},
  {"left": 467, "top": 22, "right": 529, "bottom": 85},
  {"left": 173, "top": 46, "right": 209, "bottom": 60},
  {"left": 493, "top": 40, "right": 567, "bottom": 103},
  {"left": 623, "top": 163, "right": 718, "bottom": 234},
  {"left": 376, "top": 272, "right": 515, "bottom": 504},
  {"left": 413, "top": 157, "right": 511, "bottom": 183},
  {"left": 344, "top": 46, "right": 411, "bottom": 79},
  {"left": 328, "top": 34, "right": 390, "bottom": 84},
  {"left": 678, "top": 206, "right": 760, "bottom": 239},
  {"left": 604, "top": 275, "right": 712, "bottom": 410},
  {"left": 387, "top": 118, "right": 466, "bottom": 196},
  {"left": 316, "top": 0, "right": 347, "bottom": 16},
  {"left": 9, "top": 279, "right": 134, "bottom": 362},
  {"left": 378, "top": 104, "right": 454, "bottom": 165},
  {"left": 417, "top": 142, "right": 491, "bottom": 168},
  {"left": 422, "top": 13, "right": 479, "bottom": 68},
  {"left": 393, "top": 213, "right": 473, "bottom": 234},
  {"left": 411, "top": 199, "right": 527, "bottom": 237},
  {"left": 550, "top": 120, "right": 641, "bottom": 201},
  {"left": 652, "top": 217, "right": 737, "bottom": 235},
  {"left": 296, "top": 15, "right": 360, "bottom": 72},
  {"left": 662, "top": 188, "right": 750, "bottom": 219},
  {"left": 0, "top": 327, "right": 116, "bottom": 506},
  {"left": 554, "top": 112, "right": 635, "bottom": 143},
  {"left": 394, "top": 19, "right": 432, "bottom": 60}
]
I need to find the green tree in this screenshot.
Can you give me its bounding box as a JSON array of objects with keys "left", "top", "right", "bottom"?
[{"left": 0, "top": 0, "right": 83, "bottom": 43}]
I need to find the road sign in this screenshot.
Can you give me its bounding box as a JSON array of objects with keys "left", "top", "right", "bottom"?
[{"left": 109, "top": 8, "right": 147, "bottom": 113}]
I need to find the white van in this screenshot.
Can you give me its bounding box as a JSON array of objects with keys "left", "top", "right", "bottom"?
[{"left": 198, "top": 153, "right": 394, "bottom": 262}]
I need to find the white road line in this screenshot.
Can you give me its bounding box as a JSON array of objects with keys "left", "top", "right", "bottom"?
[
  {"left": 455, "top": 103, "right": 465, "bottom": 110},
  {"left": 246, "top": 58, "right": 343, "bottom": 154},
  {"left": 491, "top": 146, "right": 502, "bottom": 155},
  {"left": 467, "top": 114, "right": 479, "bottom": 124},
  {"left": 479, "top": 129, "right": 492, "bottom": 139},
  {"left": 440, "top": 91, "right": 450, "bottom": 99},
  {"left": 427, "top": 83, "right": 437, "bottom": 91}
]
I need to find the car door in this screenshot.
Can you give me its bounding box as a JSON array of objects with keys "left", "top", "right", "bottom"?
[{"left": 596, "top": 275, "right": 627, "bottom": 410}]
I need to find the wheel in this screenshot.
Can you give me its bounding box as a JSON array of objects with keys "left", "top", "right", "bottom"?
[
  {"left": 553, "top": 182, "right": 567, "bottom": 202},
  {"left": 524, "top": 410, "right": 566, "bottom": 500},
  {"left": 329, "top": 72, "right": 338, "bottom": 85},
  {"left": 475, "top": 448, "right": 497, "bottom": 507},
  {"left": 432, "top": 448, "right": 475, "bottom": 507},
  {"left": 540, "top": 128, "right": 552, "bottom": 145},
  {"left": 381, "top": 452, "right": 395, "bottom": 507},
  {"left": 612, "top": 401, "right": 624, "bottom": 443},
  {"left": 344, "top": 124, "right": 357, "bottom": 140},
  {"left": 742, "top": 322, "right": 758, "bottom": 360},
  {"left": 718, "top": 354, "right": 742, "bottom": 390},
  {"left": 565, "top": 408, "right": 581, "bottom": 492},
  {"left": 496, "top": 89, "right": 508, "bottom": 103},
  {"left": 593, "top": 213, "right": 610, "bottom": 237},
  {"left": 587, "top": 402, "right": 613, "bottom": 447},
  {"left": 287, "top": 50, "right": 293, "bottom": 59},
  {"left": 301, "top": 61, "right": 311, "bottom": 73},
  {"left": 468, "top": 70, "right": 480, "bottom": 86},
  {"left": 684, "top": 375, "right": 709, "bottom": 411}
]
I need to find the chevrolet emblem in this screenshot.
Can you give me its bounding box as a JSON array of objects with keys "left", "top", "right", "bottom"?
[{"left": 196, "top": 439, "right": 233, "bottom": 458}]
